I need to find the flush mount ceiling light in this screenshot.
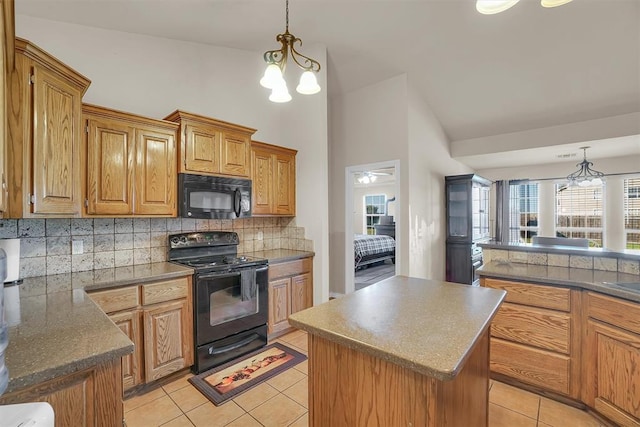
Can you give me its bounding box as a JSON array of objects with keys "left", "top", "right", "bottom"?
[
  {"left": 567, "top": 147, "right": 605, "bottom": 187},
  {"left": 260, "top": 0, "right": 321, "bottom": 103},
  {"left": 476, "top": 0, "right": 573, "bottom": 14}
]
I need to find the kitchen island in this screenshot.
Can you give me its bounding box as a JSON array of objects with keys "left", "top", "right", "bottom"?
[{"left": 288, "top": 275, "right": 506, "bottom": 427}]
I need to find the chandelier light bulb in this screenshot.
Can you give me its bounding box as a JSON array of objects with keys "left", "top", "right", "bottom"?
[
  {"left": 269, "top": 80, "right": 292, "bottom": 103},
  {"left": 476, "top": 0, "right": 520, "bottom": 14},
  {"left": 591, "top": 177, "right": 603, "bottom": 186},
  {"left": 541, "top": 0, "right": 573, "bottom": 8},
  {"left": 260, "top": 64, "right": 283, "bottom": 89},
  {"left": 296, "top": 71, "right": 321, "bottom": 95}
]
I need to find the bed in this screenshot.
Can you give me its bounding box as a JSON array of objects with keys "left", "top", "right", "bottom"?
[{"left": 354, "top": 234, "right": 396, "bottom": 270}]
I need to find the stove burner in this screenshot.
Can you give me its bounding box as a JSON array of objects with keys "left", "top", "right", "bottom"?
[{"left": 223, "top": 255, "right": 248, "bottom": 264}]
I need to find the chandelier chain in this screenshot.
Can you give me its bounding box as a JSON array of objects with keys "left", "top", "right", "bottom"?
[{"left": 286, "top": 0, "right": 289, "bottom": 32}]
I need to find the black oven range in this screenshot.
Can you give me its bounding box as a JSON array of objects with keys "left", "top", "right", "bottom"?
[{"left": 168, "top": 231, "right": 268, "bottom": 374}]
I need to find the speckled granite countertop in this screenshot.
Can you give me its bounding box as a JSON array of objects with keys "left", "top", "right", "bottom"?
[
  {"left": 288, "top": 275, "right": 505, "bottom": 381},
  {"left": 4, "top": 262, "right": 194, "bottom": 394},
  {"left": 247, "top": 249, "right": 314, "bottom": 264},
  {"left": 479, "top": 261, "right": 640, "bottom": 303},
  {"left": 4, "top": 290, "right": 133, "bottom": 394}
]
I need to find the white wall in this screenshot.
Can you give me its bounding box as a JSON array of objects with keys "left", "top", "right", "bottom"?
[
  {"left": 329, "top": 74, "right": 409, "bottom": 295},
  {"left": 407, "top": 86, "right": 472, "bottom": 280},
  {"left": 16, "top": 15, "right": 330, "bottom": 303}
]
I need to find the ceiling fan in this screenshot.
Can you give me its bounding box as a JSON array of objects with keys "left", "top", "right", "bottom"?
[{"left": 357, "top": 168, "right": 394, "bottom": 184}]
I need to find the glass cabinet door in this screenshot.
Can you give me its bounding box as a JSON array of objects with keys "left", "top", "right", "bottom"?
[{"left": 448, "top": 182, "right": 469, "bottom": 239}]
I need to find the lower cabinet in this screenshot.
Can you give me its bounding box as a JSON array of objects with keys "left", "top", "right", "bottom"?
[
  {"left": 482, "top": 277, "right": 581, "bottom": 399},
  {"left": 143, "top": 298, "right": 191, "bottom": 382},
  {"left": 268, "top": 257, "right": 313, "bottom": 336},
  {"left": 583, "top": 292, "right": 640, "bottom": 426},
  {"left": 88, "top": 276, "right": 193, "bottom": 391},
  {"left": 0, "top": 359, "right": 123, "bottom": 427},
  {"left": 482, "top": 276, "right": 640, "bottom": 427}
]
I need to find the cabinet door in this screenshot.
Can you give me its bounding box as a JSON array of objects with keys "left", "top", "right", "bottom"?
[
  {"left": 268, "top": 278, "right": 291, "bottom": 335},
  {"left": 0, "top": 359, "right": 123, "bottom": 427},
  {"left": 31, "top": 63, "right": 82, "bottom": 215},
  {"left": 220, "top": 130, "right": 250, "bottom": 177},
  {"left": 584, "top": 320, "right": 640, "bottom": 426},
  {"left": 134, "top": 126, "right": 176, "bottom": 216},
  {"left": 86, "top": 117, "right": 135, "bottom": 215},
  {"left": 251, "top": 147, "right": 273, "bottom": 215},
  {"left": 143, "top": 299, "right": 190, "bottom": 382},
  {"left": 110, "top": 309, "right": 143, "bottom": 391},
  {"left": 184, "top": 124, "right": 219, "bottom": 174},
  {"left": 273, "top": 151, "right": 296, "bottom": 215},
  {"left": 290, "top": 272, "right": 312, "bottom": 315},
  {"left": 0, "top": 5, "right": 6, "bottom": 213}
]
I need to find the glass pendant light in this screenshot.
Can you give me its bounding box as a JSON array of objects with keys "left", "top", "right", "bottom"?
[
  {"left": 296, "top": 71, "right": 321, "bottom": 95},
  {"left": 541, "top": 0, "right": 573, "bottom": 7},
  {"left": 260, "top": 64, "right": 283, "bottom": 89},
  {"left": 476, "top": 0, "right": 521, "bottom": 15},
  {"left": 269, "top": 80, "right": 292, "bottom": 103}
]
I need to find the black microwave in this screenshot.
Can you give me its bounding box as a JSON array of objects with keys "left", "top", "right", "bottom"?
[{"left": 179, "top": 174, "right": 252, "bottom": 219}]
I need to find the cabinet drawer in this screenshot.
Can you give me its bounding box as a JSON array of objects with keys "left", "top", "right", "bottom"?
[
  {"left": 88, "top": 286, "right": 139, "bottom": 313},
  {"left": 269, "top": 258, "right": 312, "bottom": 280},
  {"left": 491, "top": 302, "right": 571, "bottom": 354},
  {"left": 483, "top": 278, "right": 571, "bottom": 312},
  {"left": 586, "top": 292, "right": 640, "bottom": 335},
  {"left": 141, "top": 278, "right": 189, "bottom": 306},
  {"left": 491, "top": 337, "right": 570, "bottom": 395}
]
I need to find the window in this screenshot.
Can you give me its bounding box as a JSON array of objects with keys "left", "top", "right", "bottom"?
[
  {"left": 508, "top": 181, "right": 539, "bottom": 243},
  {"left": 624, "top": 177, "right": 640, "bottom": 250},
  {"left": 555, "top": 183, "right": 603, "bottom": 247},
  {"left": 364, "top": 194, "right": 386, "bottom": 235}
]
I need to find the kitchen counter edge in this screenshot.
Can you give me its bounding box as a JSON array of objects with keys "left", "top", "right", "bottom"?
[
  {"left": 479, "top": 261, "right": 640, "bottom": 303},
  {"left": 289, "top": 276, "right": 505, "bottom": 381}
]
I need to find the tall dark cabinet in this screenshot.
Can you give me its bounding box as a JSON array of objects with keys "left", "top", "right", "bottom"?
[{"left": 445, "top": 174, "right": 491, "bottom": 285}]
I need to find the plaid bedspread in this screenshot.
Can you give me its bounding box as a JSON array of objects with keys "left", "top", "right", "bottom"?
[{"left": 354, "top": 234, "right": 395, "bottom": 265}]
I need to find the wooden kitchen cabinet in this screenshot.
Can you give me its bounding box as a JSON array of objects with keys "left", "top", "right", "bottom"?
[
  {"left": 109, "top": 309, "right": 144, "bottom": 391},
  {"left": 251, "top": 140, "right": 297, "bottom": 216},
  {"left": 0, "top": 358, "right": 123, "bottom": 427},
  {"left": 87, "top": 276, "right": 193, "bottom": 389},
  {"left": 6, "top": 38, "right": 90, "bottom": 218},
  {"left": 164, "top": 110, "right": 256, "bottom": 178},
  {"left": 481, "top": 277, "right": 582, "bottom": 398},
  {"left": 83, "top": 104, "right": 178, "bottom": 216},
  {"left": 583, "top": 292, "right": 640, "bottom": 426},
  {"left": 143, "top": 298, "right": 191, "bottom": 382},
  {"left": 0, "top": 0, "right": 14, "bottom": 213},
  {"left": 268, "top": 257, "right": 313, "bottom": 336}
]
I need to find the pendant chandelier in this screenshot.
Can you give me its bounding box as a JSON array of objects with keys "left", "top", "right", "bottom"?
[
  {"left": 567, "top": 147, "right": 605, "bottom": 187},
  {"left": 476, "top": 0, "right": 573, "bottom": 15},
  {"left": 260, "top": 0, "right": 321, "bottom": 103}
]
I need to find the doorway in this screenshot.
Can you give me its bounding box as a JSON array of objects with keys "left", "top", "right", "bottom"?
[{"left": 345, "top": 160, "right": 401, "bottom": 294}]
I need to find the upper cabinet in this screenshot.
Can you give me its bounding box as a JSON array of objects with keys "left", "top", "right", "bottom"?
[
  {"left": 251, "top": 140, "right": 296, "bottom": 216},
  {"left": 6, "top": 38, "right": 90, "bottom": 218},
  {"left": 164, "top": 110, "right": 256, "bottom": 178},
  {"left": 83, "top": 104, "right": 178, "bottom": 217},
  {"left": 0, "top": 0, "right": 15, "bottom": 214},
  {"left": 445, "top": 174, "right": 491, "bottom": 243}
]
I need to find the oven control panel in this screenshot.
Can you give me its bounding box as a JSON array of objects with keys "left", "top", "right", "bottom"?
[{"left": 169, "top": 232, "right": 239, "bottom": 248}]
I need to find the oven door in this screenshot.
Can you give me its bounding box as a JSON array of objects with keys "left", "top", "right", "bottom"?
[
  {"left": 195, "top": 265, "right": 268, "bottom": 346},
  {"left": 179, "top": 173, "right": 252, "bottom": 219}
]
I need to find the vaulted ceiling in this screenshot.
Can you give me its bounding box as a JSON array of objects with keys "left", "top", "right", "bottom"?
[{"left": 16, "top": 0, "right": 640, "bottom": 167}]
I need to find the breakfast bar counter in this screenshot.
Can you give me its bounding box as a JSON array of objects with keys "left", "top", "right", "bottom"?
[{"left": 288, "top": 275, "right": 506, "bottom": 427}]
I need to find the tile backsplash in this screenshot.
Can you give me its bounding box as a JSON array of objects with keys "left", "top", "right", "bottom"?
[{"left": 0, "top": 217, "right": 313, "bottom": 279}]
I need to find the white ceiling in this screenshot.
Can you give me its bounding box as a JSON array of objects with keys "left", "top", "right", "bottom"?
[{"left": 16, "top": 0, "right": 640, "bottom": 168}]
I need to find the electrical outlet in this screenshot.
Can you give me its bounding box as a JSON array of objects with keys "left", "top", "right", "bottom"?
[{"left": 72, "top": 240, "right": 83, "bottom": 255}]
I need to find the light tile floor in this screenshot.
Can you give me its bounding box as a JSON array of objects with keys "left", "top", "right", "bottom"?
[{"left": 124, "top": 329, "right": 606, "bottom": 427}]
